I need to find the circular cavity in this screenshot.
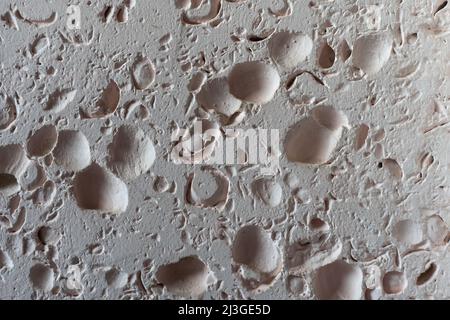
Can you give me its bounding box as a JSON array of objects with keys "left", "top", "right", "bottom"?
[
  {"left": 228, "top": 61, "right": 280, "bottom": 104},
  {"left": 105, "top": 268, "right": 128, "bottom": 289},
  {"left": 37, "top": 226, "right": 61, "bottom": 246}
]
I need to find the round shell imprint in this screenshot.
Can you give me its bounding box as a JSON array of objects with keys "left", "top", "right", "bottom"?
[
  {"left": 26, "top": 124, "right": 58, "bottom": 158},
  {"left": 232, "top": 225, "right": 280, "bottom": 274},
  {"left": 0, "top": 144, "right": 30, "bottom": 197},
  {"left": 156, "top": 256, "right": 215, "bottom": 298},
  {"left": 285, "top": 106, "right": 349, "bottom": 165},
  {"left": 268, "top": 31, "right": 313, "bottom": 70},
  {"left": 73, "top": 163, "right": 129, "bottom": 214},
  {"left": 131, "top": 55, "right": 156, "bottom": 90},
  {"left": 53, "top": 130, "right": 91, "bottom": 172},
  {"left": 313, "top": 260, "right": 363, "bottom": 300},
  {"left": 228, "top": 61, "right": 280, "bottom": 104},
  {"left": 197, "top": 77, "right": 242, "bottom": 117},
  {"left": 107, "top": 125, "right": 156, "bottom": 180},
  {"left": 352, "top": 32, "right": 392, "bottom": 76}
]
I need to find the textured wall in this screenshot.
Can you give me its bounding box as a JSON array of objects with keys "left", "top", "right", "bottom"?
[{"left": 0, "top": 0, "right": 449, "bottom": 300}]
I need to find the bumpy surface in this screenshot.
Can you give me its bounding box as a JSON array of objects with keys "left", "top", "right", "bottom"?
[{"left": 0, "top": 0, "right": 450, "bottom": 300}]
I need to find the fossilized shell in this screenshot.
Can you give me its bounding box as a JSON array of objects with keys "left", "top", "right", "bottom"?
[
  {"left": 44, "top": 89, "right": 77, "bottom": 113},
  {"left": 52, "top": 130, "right": 91, "bottom": 172},
  {"left": 82, "top": 80, "right": 120, "bottom": 118},
  {"left": 252, "top": 178, "right": 283, "bottom": 207},
  {"left": 0, "top": 249, "right": 13, "bottom": 270},
  {"left": 287, "top": 234, "right": 342, "bottom": 274},
  {"left": 73, "top": 163, "right": 129, "bottom": 214},
  {"left": 268, "top": 31, "right": 313, "bottom": 70},
  {"left": 0, "top": 144, "right": 31, "bottom": 197},
  {"left": 0, "top": 96, "right": 18, "bottom": 132},
  {"left": 197, "top": 77, "right": 242, "bottom": 117},
  {"left": 181, "top": 0, "right": 222, "bottom": 25},
  {"left": 156, "top": 256, "right": 216, "bottom": 298},
  {"left": 285, "top": 106, "right": 349, "bottom": 165},
  {"left": 382, "top": 271, "right": 407, "bottom": 294},
  {"left": 37, "top": 226, "right": 61, "bottom": 246},
  {"left": 392, "top": 219, "right": 422, "bottom": 247},
  {"left": 232, "top": 225, "right": 281, "bottom": 274},
  {"left": 318, "top": 42, "right": 335, "bottom": 69},
  {"left": 228, "top": 61, "right": 280, "bottom": 104},
  {"left": 186, "top": 167, "right": 230, "bottom": 212},
  {"left": 313, "top": 260, "right": 363, "bottom": 300},
  {"left": 426, "top": 214, "right": 449, "bottom": 245},
  {"left": 105, "top": 268, "right": 128, "bottom": 289},
  {"left": 131, "top": 55, "right": 155, "bottom": 90},
  {"left": 29, "top": 263, "right": 54, "bottom": 292},
  {"left": 352, "top": 32, "right": 392, "bottom": 75},
  {"left": 26, "top": 124, "right": 58, "bottom": 158},
  {"left": 107, "top": 125, "right": 155, "bottom": 180}
]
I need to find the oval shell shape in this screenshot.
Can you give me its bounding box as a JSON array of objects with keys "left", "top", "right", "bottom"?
[
  {"left": 73, "top": 163, "right": 129, "bottom": 214},
  {"left": 52, "top": 130, "right": 91, "bottom": 172},
  {"left": 228, "top": 61, "right": 280, "bottom": 104},
  {"left": 252, "top": 178, "right": 283, "bottom": 207},
  {"left": 29, "top": 263, "right": 54, "bottom": 292},
  {"left": 232, "top": 225, "right": 280, "bottom": 274},
  {"left": 131, "top": 55, "right": 156, "bottom": 90},
  {"left": 0, "top": 144, "right": 30, "bottom": 197},
  {"left": 156, "top": 256, "right": 215, "bottom": 298},
  {"left": 197, "top": 77, "right": 242, "bottom": 117},
  {"left": 285, "top": 106, "right": 348, "bottom": 165},
  {"left": 26, "top": 124, "right": 58, "bottom": 158},
  {"left": 352, "top": 32, "right": 392, "bottom": 75},
  {"left": 313, "top": 260, "right": 363, "bottom": 300},
  {"left": 383, "top": 271, "right": 408, "bottom": 295},
  {"left": 392, "top": 219, "right": 422, "bottom": 246},
  {"left": 107, "top": 125, "right": 156, "bottom": 180},
  {"left": 268, "top": 31, "right": 313, "bottom": 70}
]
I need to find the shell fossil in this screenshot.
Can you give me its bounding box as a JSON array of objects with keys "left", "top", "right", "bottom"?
[
  {"left": 232, "top": 225, "right": 281, "bottom": 275},
  {"left": 313, "top": 260, "right": 363, "bottom": 300},
  {"left": 285, "top": 106, "right": 349, "bottom": 165},
  {"left": 81, "top": 80, "right": 120, "bottom": 118},
  {"left": 155, "top": 256, "right": 216, "bottom": 298},
  {"left": 0, "top": 95, "right": 18, "bottom": 132},
  {"left": 52, "top": 130, "right": 91, "bottom": 172},
  {"left": 29, "top": 263, "right": 54, "bottom": 292},
  {"left": 107, "top": 125, "right": 156, "bottom": 181},
  {"left": 26, "top": 124, "right": 58, "bottom": 158},
  {"left": 197, "top": 77, "right": 242, "bottom": 117},
  {"left": 185, "top": 167, "right": 230, "bottom": 212},
  {"left": 73, "top": 163, "right": 129, "bottom": 214},
  {"left": 352, "top": 32, "right": 392, "bottom": 76},
  {"left": 252, "top": 177, "right": 283, "bottom": 207},
  {"left": 268, "top": 31, "right": 313, "bottom": 70},
  {"left": 0, "top": 144, "right": 31, "bottom": 197},
  {"left": 131, "top": 55, "right": 156, "bottom": 90},
  {"left": 228, "top": 61, "right": 280, "bottom": 104}
]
